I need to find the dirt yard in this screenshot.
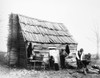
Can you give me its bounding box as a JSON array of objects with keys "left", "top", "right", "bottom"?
[{"left": 0, "top": 52, "right": 100, "bottom": 78}]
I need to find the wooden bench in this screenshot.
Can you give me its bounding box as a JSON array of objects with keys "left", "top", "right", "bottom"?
[{"left": 29, "top": 60, "right": 46, "bottom": 70}]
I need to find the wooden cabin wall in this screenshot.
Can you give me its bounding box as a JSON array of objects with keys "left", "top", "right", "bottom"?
[
  {"left": 8, "top": 14, "right": 27, "bottom": 67},
  {"left": 68, "top": 44, "right": 77, "bottom": 56},
  {"left": 17, "top": 17, "right": 27, "bottom": 68},
  {"left": 18, "top": 32, "right": 27, "bottom": 67}
]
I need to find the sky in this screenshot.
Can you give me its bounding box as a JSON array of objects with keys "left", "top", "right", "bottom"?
[{"left": 0, "top": 0, "right": 100, "bottom": 54}]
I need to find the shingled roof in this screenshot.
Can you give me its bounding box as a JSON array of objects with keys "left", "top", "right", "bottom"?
[{"left": 18, "top": 14, "right": 77, "bottom": 44}]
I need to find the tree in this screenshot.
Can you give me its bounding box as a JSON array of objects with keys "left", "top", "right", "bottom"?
[
  {"left": 92, "top": 21, "right": 100, "bottom": 59},
  {"left": 87, "top": 20, "right": 100, "bottom": 59}
]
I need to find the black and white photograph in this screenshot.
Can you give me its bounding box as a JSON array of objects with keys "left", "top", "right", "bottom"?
[{"left": 0, "top": 0, "right": 100, "bottom": 78}]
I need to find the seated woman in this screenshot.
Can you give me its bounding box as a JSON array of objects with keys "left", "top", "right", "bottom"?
[{"left": 49, "top": 56, "right": 55, "bottom": 69}]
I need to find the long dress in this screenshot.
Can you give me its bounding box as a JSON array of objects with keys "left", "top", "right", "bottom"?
[
  {"left": 60, "top": 54, "right": 65, "bottom": 69},
  {"left": 27, "top": 43, "right": 32, "bottom": 58}
]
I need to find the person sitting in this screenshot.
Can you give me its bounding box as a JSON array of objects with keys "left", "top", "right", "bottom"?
[
  {"left": 76, "top": 48, "right": 91, "bottom": 74},
  {"left": 82, "top": 53, "right": 91, "bottom": 73},
  {"left": 49, "top": 56, "right": 55, "bottom": 69}
]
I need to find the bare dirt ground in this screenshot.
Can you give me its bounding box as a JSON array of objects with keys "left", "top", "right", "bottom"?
[{"left": 0, "top": 52, "right": 100, "bottom": 78}]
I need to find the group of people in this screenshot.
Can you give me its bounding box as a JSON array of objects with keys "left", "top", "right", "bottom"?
[
  {"left": 27, "top": 42, "right": 91, "bottom": 74},
  {"left": 27, "top": 43, "right": 71, "bottom": 70},
  {"left": 49, "top": 47, "right": 70, "bottom": 70},
  {"left": 49, "top": 53, "right": 67, "bottom": 71},
  {"left": 76, "top": 48, "right": 91, "bottom": 74},
  {"left": 49, "top": 47, "right": 91, "bottom": 74}
]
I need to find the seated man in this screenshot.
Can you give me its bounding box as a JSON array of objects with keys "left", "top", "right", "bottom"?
[
  {"left": 82, "top": 53, "right": 91, "bottom": 68},
  {"left": 76, "top": 48, "right": 91, "bottom": 74}
]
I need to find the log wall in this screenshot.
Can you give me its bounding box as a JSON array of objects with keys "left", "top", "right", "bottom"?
[{"left": 17, "top": 17, "right": 27, "bottom": 68}]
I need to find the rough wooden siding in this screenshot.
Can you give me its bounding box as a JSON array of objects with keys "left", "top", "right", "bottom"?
[
  {"left": 18, "top": 22, "right": 27, "bottom": 68},
  {"left": 18, "top": 31, "right": 27, "bottom": 67},
  {"left": 14, "top": 14, "right": 27, "bottom": 67},
  {"left": 69, "top": 44, "right": 77, "bottom": 50},
  {"left": 69, "top": 44, "right": 77, "bottom": 56}
]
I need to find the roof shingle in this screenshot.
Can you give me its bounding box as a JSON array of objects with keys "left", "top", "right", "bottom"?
[{"left": 18, "top": 14, "right": 77, "bottom": 44}]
